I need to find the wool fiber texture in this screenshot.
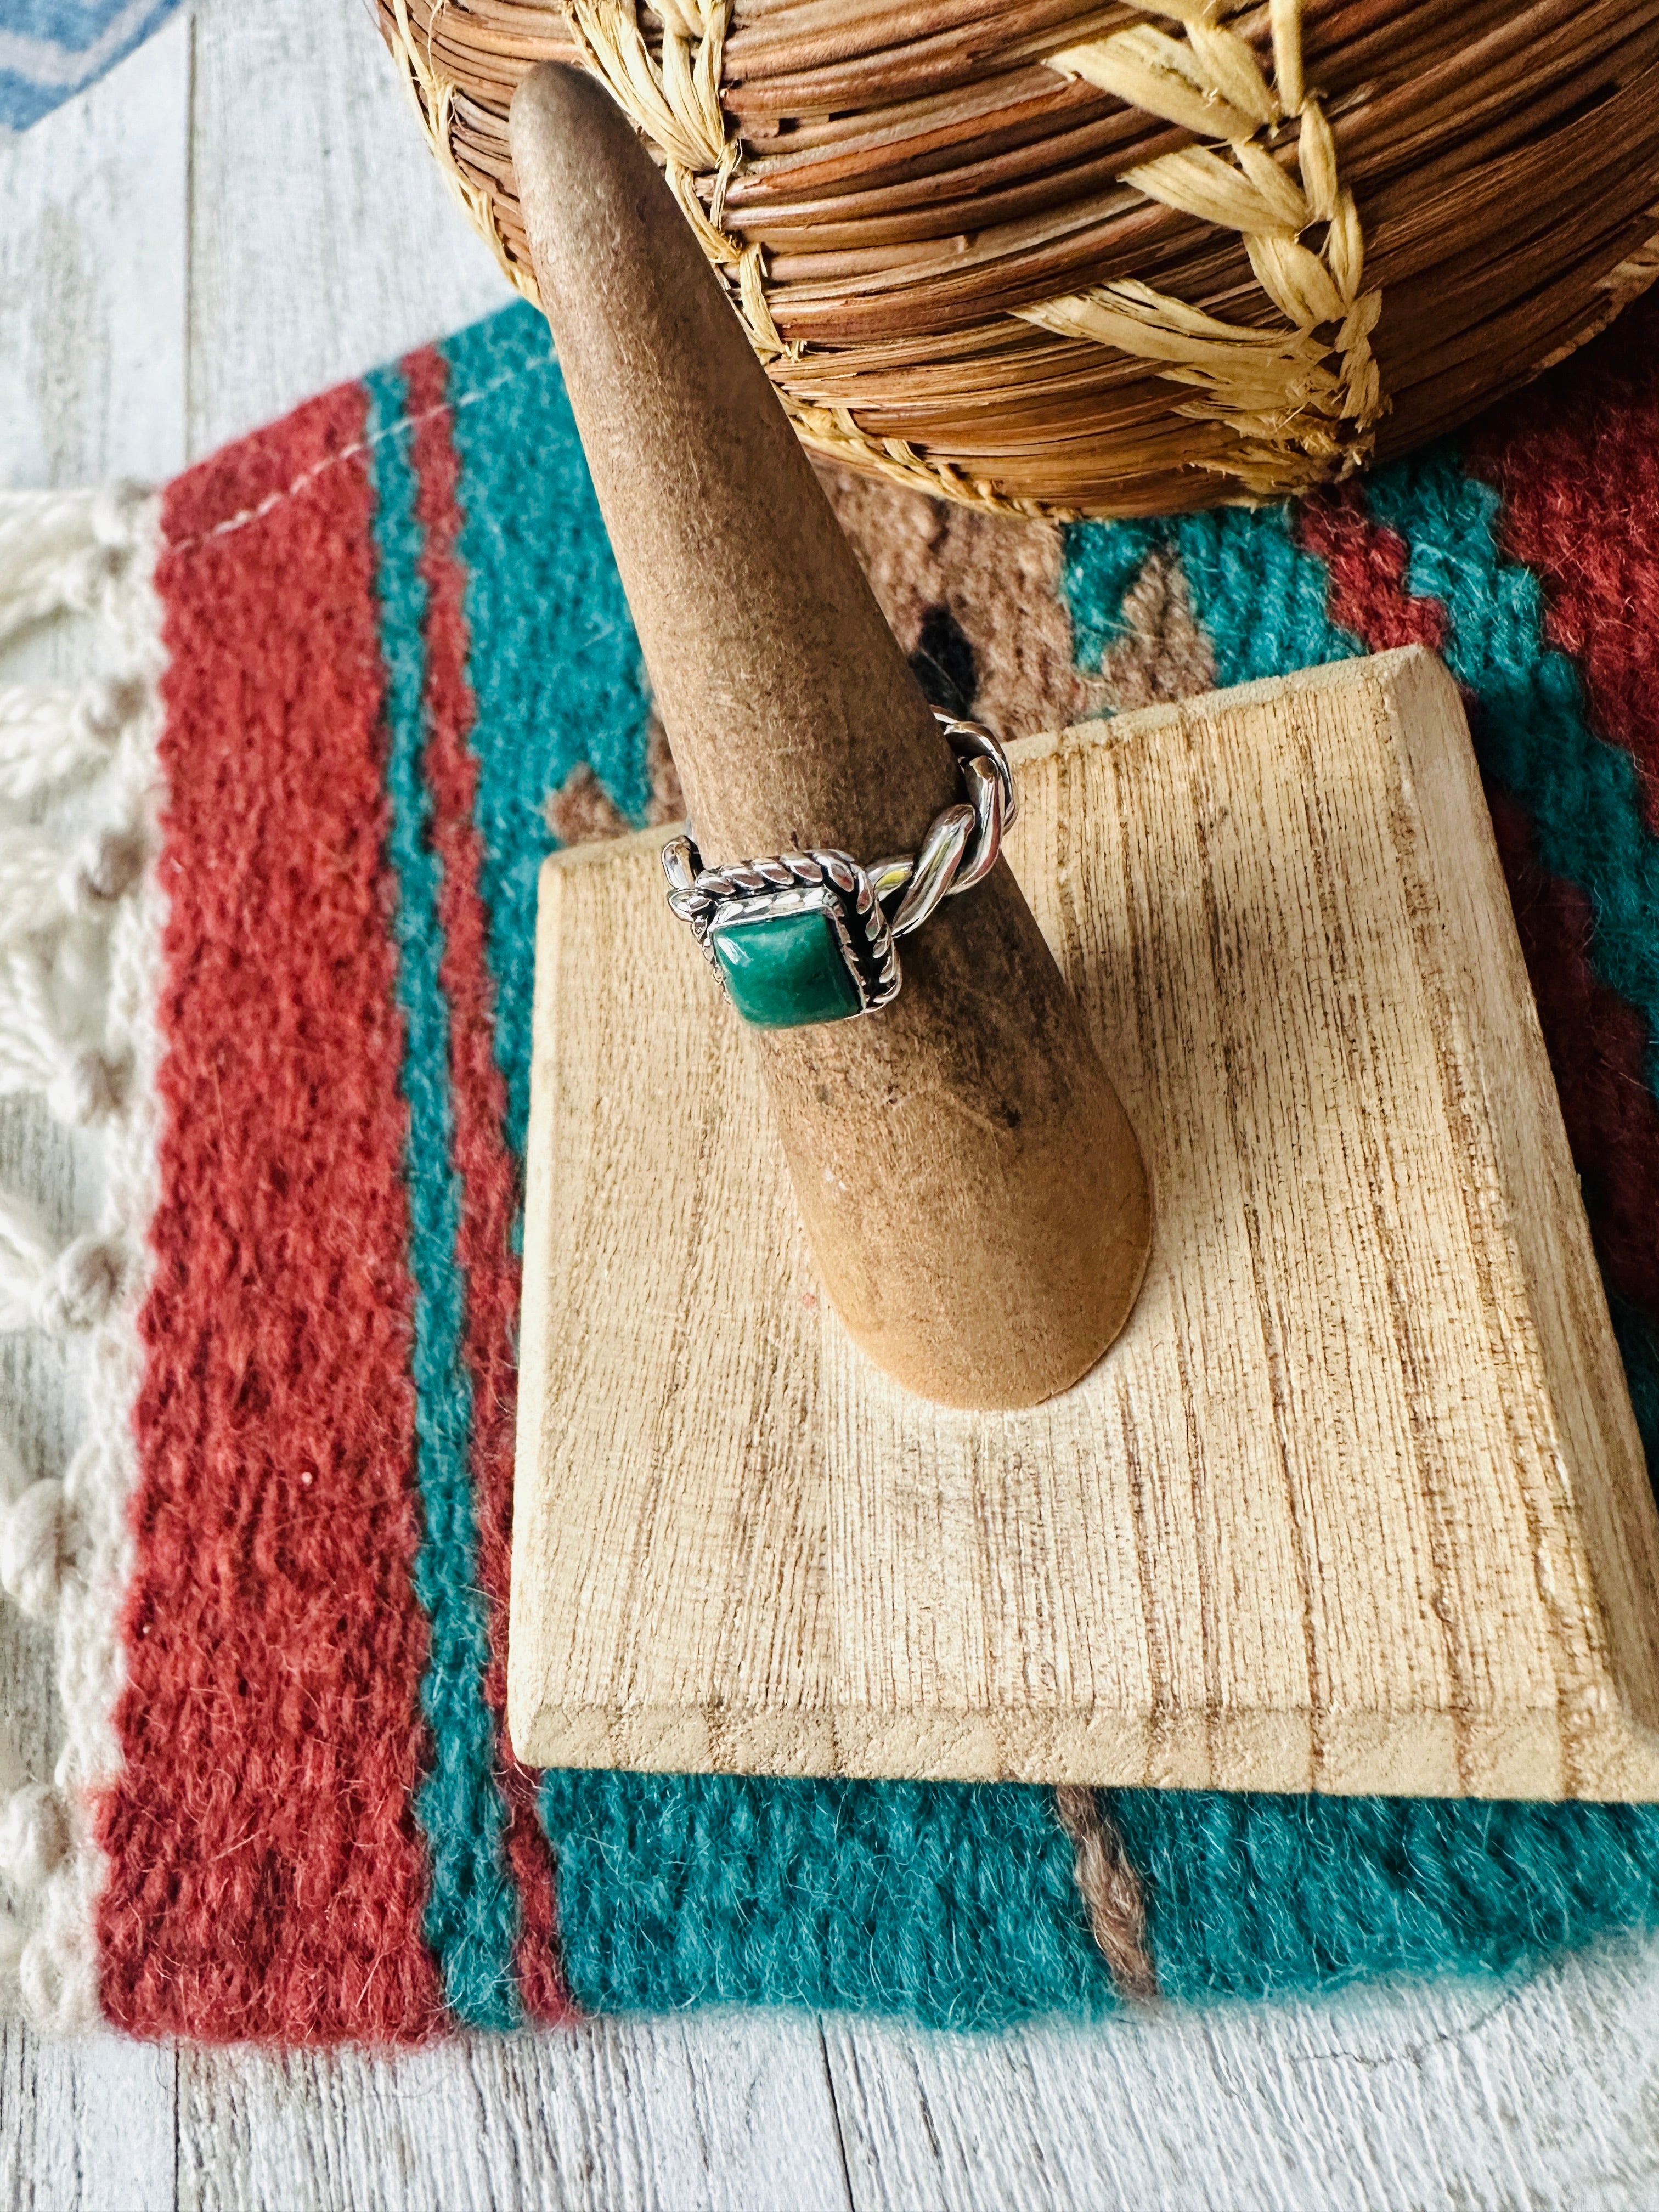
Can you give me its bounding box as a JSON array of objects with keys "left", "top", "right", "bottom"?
[{"left": 9, "top": 291, "right": 1659, "bottom": 2040}]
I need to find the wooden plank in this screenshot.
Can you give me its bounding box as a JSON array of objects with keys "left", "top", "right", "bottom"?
[
  {"left": 175, "top": 2016, "right": 852, "bottom": 2212},
  {"left": 18, "top": 1941, "right": 1659, "bottom": 2212},
  {"left": 825, "top": 1932, "right": 1659, "bottom": 2211},
  {"left": 0, "top": 18, "right": 188, "bottom": 495},
  {"left": 187, "top": 0, "right": 515, "bottom": 457},
  {"left": 510, "top": 647, "right": 1659, "bottom": 1797},
  {"left": 1, "top": 2025, "right": 177, "bottom": 2212}
]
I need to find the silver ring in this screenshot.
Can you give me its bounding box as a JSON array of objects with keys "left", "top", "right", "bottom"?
[{"left": 661, "top": 711, "right": 1016, "bottom": 1029}]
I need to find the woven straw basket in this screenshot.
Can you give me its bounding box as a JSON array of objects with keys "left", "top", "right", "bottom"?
[{"left": 379, "top": 2, "right": 1659, "bottom": 520}]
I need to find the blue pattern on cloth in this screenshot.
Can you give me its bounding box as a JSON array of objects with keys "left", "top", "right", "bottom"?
[{"left": 1, "top": 0, "right": 182, "bottom": 132}]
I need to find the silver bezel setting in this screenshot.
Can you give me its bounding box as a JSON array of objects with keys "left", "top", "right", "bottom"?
[
  {"left": 661, "top": 710, "right": 1014, "bottom": 1027},
  {"left": 664, "top": 845, "right": 901, "bottom": 1017}
]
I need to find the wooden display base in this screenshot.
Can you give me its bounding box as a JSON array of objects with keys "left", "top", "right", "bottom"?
[{"left": 509, "top": 648, "right": 1659, "bottom": 1799}]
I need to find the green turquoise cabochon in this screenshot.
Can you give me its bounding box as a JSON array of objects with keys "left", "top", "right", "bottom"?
[{"left": 712, "top": 904, "right": 865, "bottom": 1028}]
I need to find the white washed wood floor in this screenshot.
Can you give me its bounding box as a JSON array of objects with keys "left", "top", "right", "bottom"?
[{"left": 4, "top": 7, "right": 1659, "bottom": 2205}]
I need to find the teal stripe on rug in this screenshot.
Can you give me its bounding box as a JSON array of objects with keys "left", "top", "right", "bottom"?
[
  {"left": 539, "top": 1770, "right": 1120, "bottom": 2024},
  {"left": 1109, "top": 1786, "right": 1659, "bottom": 2004},
  {"left": 1365, "top": 451, "right": 1659, "bottom": 1101},
  {"left": 439, "top": 303, "right": 653, "bottom": 1158},
  {"left": 1063, "top": 503, "right": 1364, "bottom": 692},
  {"left": 364, "top": 361, "right": 522, "bottom": 2032}
]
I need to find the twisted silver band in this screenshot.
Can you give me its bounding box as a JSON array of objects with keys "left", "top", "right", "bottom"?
[
  {"left": 866, "top": 712, "right": 1018, "bottom": 938},
  {"left": 660, "top": 713, "right": 1017, "bottom": 1025}
]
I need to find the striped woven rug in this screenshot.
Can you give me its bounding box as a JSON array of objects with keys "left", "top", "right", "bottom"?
[{"left": 3, "top": 291, "right": 1658, "bottom": 2041}]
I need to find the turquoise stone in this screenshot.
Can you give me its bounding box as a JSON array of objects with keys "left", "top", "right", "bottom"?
[{"left": 712, "top": 905, "right": 863, "bottom": 1028}]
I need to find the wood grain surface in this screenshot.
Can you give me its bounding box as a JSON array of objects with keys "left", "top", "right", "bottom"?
[
  {"left": 16, "top": 1935, "right": 1659, "bottom": 2212},
  {"left": 7, "top": 6, "right": 1659, "bottom": 2207},
  {"left": 511, "top": 647, "right": 1659, "bottom": 1797}
]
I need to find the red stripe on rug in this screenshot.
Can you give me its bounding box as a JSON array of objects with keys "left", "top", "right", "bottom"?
[
  {"left": 1464, "top": 297, "right": 1659, "bottom": 833},
  {"left": 1295, "top": 481, "right": 1659, "bottom": 1327},
  {"left": 98, "top": 383, "right": 445, "bottom": 2042},
  {"left": 1294, "top": 484, "right": 1449, "bottom": 657},
  {"left": 403, "top": 345, "right": 569, "bottom": 2023}
]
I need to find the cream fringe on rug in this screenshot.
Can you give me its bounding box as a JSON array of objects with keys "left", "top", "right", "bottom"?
[{"left": 0, "top": 486, "right": 166, "bottom": 2030}]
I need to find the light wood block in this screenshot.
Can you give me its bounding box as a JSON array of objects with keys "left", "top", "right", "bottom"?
[{"left": 509, "top": 646, "right": 1659, "bottom": 1798}]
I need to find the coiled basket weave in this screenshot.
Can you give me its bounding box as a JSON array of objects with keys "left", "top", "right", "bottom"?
[{"left": 380, "top": 1, "right": 1659, "bottom": 519}]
